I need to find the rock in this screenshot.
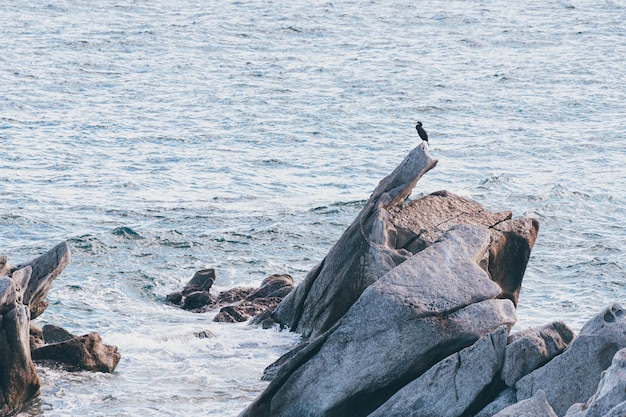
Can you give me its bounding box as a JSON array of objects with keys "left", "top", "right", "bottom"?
[
  {"left": 0, "top": 256, "right": 15, "bottom": 277},
  {"left": 388, "top": 190, "right": 512, "bottom": 254},
  {"left": 217, "top": 287, "right": 254, "bottom": 304},
  {"left": 195, "top": 330, "right": 215, "bottom": 339},
  {"left": 501, "top": 321, "right": 575, "bottom": 387},
  {"left": 369, "top": 326, "right": 508, "bottom": 417},
  {"left": 273, "top": 145, "right": 539, "bottom": 341},
  {"left": 212, "top": 275, "right": 295, "bottom": 324},
  {"left": 167, "top": 270, "right": 293, "bottom": 322},
  {"left": 165, "top": 291, "right": 183, "bottom": 305},
  {"left": 182, "top": 268, "right": 216, "bottom": 294},
  {"left": 29, "top": 323, "right": 44, "bottom": 350},
  {"left": 493, "top": 390, "right": 557, "bottom": 417},
  {"left": 564, "top": 348, "right": 626, "bottom": 417},
  {"left": 214, "top": 297, "right": 283, "bottom": 323},
  {"left": 0, "top": 304, "right": 41, "bottom": 416},
  {"left": 246, "top": 274, "right": 294, "bottom": 300},
  {"left": 182, "top": 291, "right": 214, "bottom": 311},
  {"left": 240, "top": 224, "right": 517, "bottom": 417},
  {"left": 474, "top": 388, "right": 518, "bottom": 417},
  {"left": 18, "top": 241, "right": 71, "bottom": 319},
  {"left": 31, "top": 332, "right": 121, "bottom": 373},
  {"left": 487, "top": 218, "right": 540, "bottom": 306},
  {"left": 273, "top": 143, "right": 438, "bottom": 339},
  {"left": 515, "top": 304, "right": 626, "bottom": 416},
  {"left": 42, "top": 324, "right": 75, "bottom": 344}
]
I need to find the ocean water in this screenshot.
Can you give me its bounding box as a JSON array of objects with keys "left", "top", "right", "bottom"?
[{"left": 1, "top": 0, "right": 625, "bottom": 415}]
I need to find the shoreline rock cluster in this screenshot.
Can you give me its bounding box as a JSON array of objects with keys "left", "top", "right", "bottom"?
[
  {"left": 237, "top": 143, "right": 626, "bottom": 417},
  {"left": 1, "top": 242, "right": 120, "bottom": 416},
  {"left": 165, "top": 269, "right": 295, "bottom": 326}
]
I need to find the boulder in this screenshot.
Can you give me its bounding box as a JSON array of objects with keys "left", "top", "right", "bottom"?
[
  {"left": 487, "top": 218, "right": 540, "bottom": 305},
  {"left": 31, "top": 332, "right": 121, "bottom": 373},
  {"left": 565, "top": 348, "right": 626, "bottom": 417},
  {"left": 501, "top": 321, "right": 575, "bottom": 387},
  {"left": 246, "top": 274, "right": 294, "bottom": 300},
  {"left": 493, "top": 390, "right": 557, "bottom": 417},
  {"left": 369, "top": 326, "right": 508, "bottom": 417},
  {"left": 216, "top": 287, "right": 254, "bottom": 304},
  {"left": 240, "top": 224, "right": 517, "bottom": 417},
  {"left": 182, "top": 291, "right": 214, "bottom": 310},
  {"left": 515, "top": 304, "right": 626, "bottom": 416},
  {"left": 214, "top": 274, "right": 295, "bottom": 323}
]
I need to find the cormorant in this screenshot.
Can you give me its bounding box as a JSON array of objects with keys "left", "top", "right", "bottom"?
[{"left": 416, "top": 121, "right": 428, "bottom": 143}]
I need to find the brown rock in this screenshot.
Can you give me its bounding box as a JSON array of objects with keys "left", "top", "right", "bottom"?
[
  {"left": 182, "top": 291, "right": 214, "bottom": 311},
  {"left": 32, "top": 332, "right": 121, "bottom": 373}
]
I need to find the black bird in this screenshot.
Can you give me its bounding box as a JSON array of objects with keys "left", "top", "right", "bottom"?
[{"left": 415, "top": 121, "right": 428, "bottom": 143}]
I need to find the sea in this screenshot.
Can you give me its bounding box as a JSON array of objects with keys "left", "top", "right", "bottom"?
[{"left": 1, "top": 0, "right": 624, "bottom": 415}]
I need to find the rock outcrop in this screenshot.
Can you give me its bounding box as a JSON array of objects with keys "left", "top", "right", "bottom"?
[
  {"left": 1, "top": 242, "right": 119, "bottom": 416},
  {"left": 238, "top": 144, "right": 626, "bottom": 417},
  {"left": 272, "top": 144, "right": 539, "bottom": 341}
]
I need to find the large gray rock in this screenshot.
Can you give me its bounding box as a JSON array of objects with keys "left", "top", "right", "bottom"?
[
  {"left": 274, "top": 145, "right": 539, "bottom": 341},
  {"left": 565, "top": 348, "right": 626, "bottom": 417},
  {"left": 240, "top": 224, "right": 517, "bottom": 417},
  {"left": 273, "top": 143, "right": 438, "bottom": 339},
  {"left": 502, "top": 321, "right": 575, "bottom": 387},
  {"left": 493, "top": 390, "right": 557, "bottom": 417},
  {"left": 516, "top": 304, "right": 626, "bottom": 416},
  {"left": 369, "top": 325, "right": 508, "bottom": 417}
]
